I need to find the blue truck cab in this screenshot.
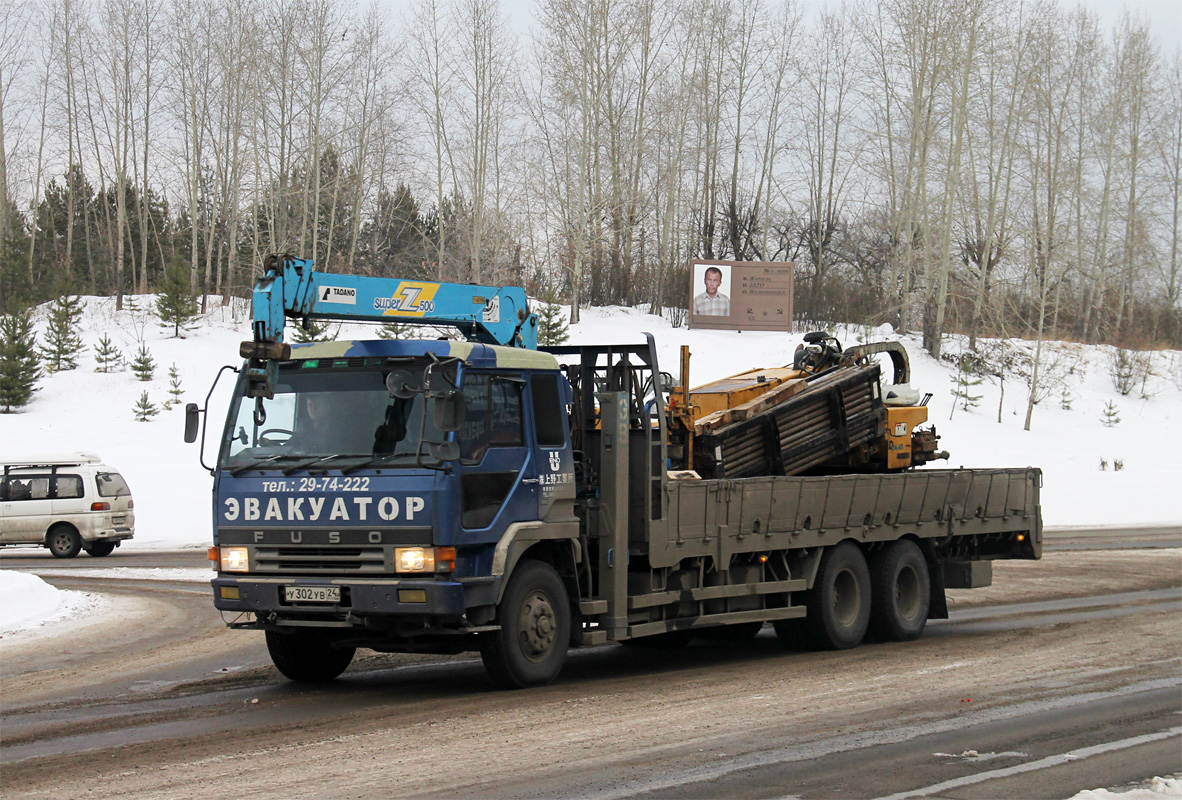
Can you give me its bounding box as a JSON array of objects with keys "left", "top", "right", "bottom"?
[{"left": 208, "top": 337, "right": 579, "bottom": 675}]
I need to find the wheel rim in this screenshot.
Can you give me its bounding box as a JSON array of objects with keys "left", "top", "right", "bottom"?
[
  {"left": 51, "top": 531, "right": 74, "bottom": 554},
  {"left": 832, "top": 568, "right": 861, "bottom": 627},
  {"left": 895, "top": 564, "right": 922, "bottom": 621},
  {"left": 517, "top": 589, "right": 557, "bottom": 663}
]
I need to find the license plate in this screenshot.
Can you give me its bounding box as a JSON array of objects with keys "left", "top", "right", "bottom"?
[
  {"left": 284, "top": 586, "right": 340, "bottom": 603},
  {"left": 112, "top": 516, "right": 126, "bottom": 524}
]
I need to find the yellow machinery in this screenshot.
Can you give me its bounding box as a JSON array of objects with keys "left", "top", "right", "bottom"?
[{"left": 667, "top": 333, "right": 946, "bottom": 478}]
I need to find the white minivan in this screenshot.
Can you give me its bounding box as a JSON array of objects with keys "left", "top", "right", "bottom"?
[{"left": 0, "top": 453, "right": 135, "bottom": 558}]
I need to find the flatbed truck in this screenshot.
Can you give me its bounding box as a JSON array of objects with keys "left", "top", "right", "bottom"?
[{"left": 187, "top": 256, "right": 1041, "bottom": 688}]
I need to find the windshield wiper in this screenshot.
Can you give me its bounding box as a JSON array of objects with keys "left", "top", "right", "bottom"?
[
  {"left": 228, "top": 453, "right": 293, "bottom": 476},
  {"left": 279, "top": 454, "right": 350, "bottom": 475},
  {"left": 340, "top": 453, "right": 418, "bottom": 475}
]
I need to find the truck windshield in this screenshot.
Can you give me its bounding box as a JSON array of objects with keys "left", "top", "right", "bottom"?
[{"left": 219, "top": 366, "right": 441, "bottom": 470}]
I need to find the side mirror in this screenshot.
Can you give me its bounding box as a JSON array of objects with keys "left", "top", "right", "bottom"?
[
  {"left": 184, "top": 403, "right": 201, "bottom": 443},
  {"left": 427, "top": 440, "right": 460, "bottom": 462},
  {"left": 433, "top": 393, "right": 466, "bottom": 433}
]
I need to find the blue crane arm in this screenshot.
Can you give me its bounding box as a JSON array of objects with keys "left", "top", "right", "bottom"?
[
  {"left": 242, "top": 254, "right": 537, "bottom": 398},
  {"left": 251, "top": 255, "right": 535, "bottom": 348}
]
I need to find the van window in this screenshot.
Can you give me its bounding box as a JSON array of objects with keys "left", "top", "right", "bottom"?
[
  {"left": 96, "top": 472, "right": 131, "bottom": 497},
  {"left": 5, "top": 475, "right": 51, "bottom": 501},
  {"left": 55, "top": 475, "right": 84, "bottom": 499}
]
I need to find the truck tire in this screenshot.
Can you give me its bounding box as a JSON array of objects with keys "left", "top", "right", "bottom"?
[
  {"left": 47, "top": 525, "right": 82, "bottom": 559},
  {"left": 265, "top": 630, "right": 355, "bottom": 683},
  {"left": 869, "top": 539, "right": 930, "bottom": 642},
  {"left": 481, "top": 560, "right": 571, "bottom": 689},
  {"left": 804, "top": 542, "right": 871, "bottom": 650},
  {"left": 84, "top": 541, "right": 116, "bottom": 557}
]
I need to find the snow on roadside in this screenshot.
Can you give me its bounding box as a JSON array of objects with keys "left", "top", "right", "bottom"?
[
  {"left": 1069, "top": 777, "right": 1182, "bottom": 799},
  {"left": 0, "top": 571, "right": 109, "bottom": 638}
]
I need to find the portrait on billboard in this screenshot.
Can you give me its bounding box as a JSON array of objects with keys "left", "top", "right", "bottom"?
[
  {"left": 688, "top": 260, "right": 794, "bottom": 332},
  {"left": 692, "top": 263, "right": 731, "bottom": 317}
]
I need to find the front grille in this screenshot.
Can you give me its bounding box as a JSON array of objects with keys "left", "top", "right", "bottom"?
[{"left": 254, "top": 545, "right": 386, "bottom": 574}]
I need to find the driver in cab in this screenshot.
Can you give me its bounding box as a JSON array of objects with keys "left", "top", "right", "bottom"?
[{"left": 287, "top": 393, "right": 334, "bottom": 454}]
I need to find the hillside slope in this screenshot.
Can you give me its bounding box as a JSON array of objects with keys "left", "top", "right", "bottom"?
[{"left": 2, "top": 295, "right": 1179, "bottom": 548}]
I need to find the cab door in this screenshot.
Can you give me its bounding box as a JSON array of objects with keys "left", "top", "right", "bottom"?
[{"left": 453, "top": 373, "right": 537, "bottom": 535}]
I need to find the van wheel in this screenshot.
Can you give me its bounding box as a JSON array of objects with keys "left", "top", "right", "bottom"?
[
  {"left": 869, "top": 539, "right": 930, "bottom": 642},
  {"left": 84, "top": 541, "right": 116, "bottom": 557},
  {"left": 265, "top": 630, "right": 355, "bottom": 682},
  {"left": 47, "top": 526, "right": 82, "bottom": 559},
  {"left": 481, "top": 560, "right": 570, "bottom": 689},
  {"left": 804, "top": 542, "right": 871, "bottom": 650}
]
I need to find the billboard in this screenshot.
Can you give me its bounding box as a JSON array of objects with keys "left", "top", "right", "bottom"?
[{"left": 688, "top": 260, "right": 794, "bottom": 332}]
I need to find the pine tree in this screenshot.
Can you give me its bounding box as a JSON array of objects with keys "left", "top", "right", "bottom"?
[
  {"left": 166, "top": 363, "right": 184, "bottom": 408},
  {"left": 42, "top": 295, "right": 85, "bottom": 372},
  {"left": 0, "top": 311, "right": 42, "bottom": 412},
  {"left": 1100, "top": 401, "right": 1121, "bottom": 427},
  {"left": 292, "top": 319, "right": 335, "bottom": 343},
  {"left": 536, "top": 291, "right": 569, "bottom": 346},
  {"left": 949, "top": 355, "right": 984, "bottom": 416},
  {"left": 133, "top": 390, "right": 158, "bottom": 421},
  {"left": 155, "top": 262, "right": 199, "bottom": 338},
  {"left": 377, "top": 321, "right": 411, "bottom": 340},
  {"left": 93, "top": 334, "right": 123, "bottom": 372},
  {"left": 130, "top": 344, "right": 156, "bottom": 381}
]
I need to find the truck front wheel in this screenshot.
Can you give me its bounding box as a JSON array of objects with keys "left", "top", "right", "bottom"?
[
  {"left": 869, "top": 539, "right": 930, "bottom": 642},
  {"left": 804, "top": 542, "right": 871, "bottom": 650},
  {"left": 265, "top": 630, "right": 355, "bottom": 683},
  {"left": 481, "top": 560, "right": 571, "bottom": 689}
]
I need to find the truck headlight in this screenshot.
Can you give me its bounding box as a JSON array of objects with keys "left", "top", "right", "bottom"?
[
  {"left": 220, "top": 546, "right": 250, "bottom": 572},
  {"left": 395, "top": 547, "right": 434, "bottom": 573}
]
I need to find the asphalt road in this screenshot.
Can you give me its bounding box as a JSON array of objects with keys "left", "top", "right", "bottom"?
[{"left": 1, "top": 529, "right": 1179, "bottom": 799}]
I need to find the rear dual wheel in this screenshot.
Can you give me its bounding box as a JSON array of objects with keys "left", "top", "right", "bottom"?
[
  {"left": 869, "top": 539, "right": 930, "bottom": 642},
  {"left": 779, "top": 539, "right": 931, "bottom": 651},
  {"left": 802, "top": 541, "right": 872, "bottom": 650}
]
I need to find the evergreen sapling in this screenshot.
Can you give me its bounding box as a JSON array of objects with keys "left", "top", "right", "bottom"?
[
  {"left": 42, "top": 294, "right": 85, "bottom": 372},
  {"left": 0, "top": 311, "right": 42, "bottom": 412},
  {"left": 93, "top": 334, "right": 123, "bottom": 372},
  {"left": 156, "top": 262, "right": 200, "bottom": 337},
  {"left": 133, "top": 390, "right": 158, "bottom": 421},
  {"left": 1100, "top": 400, "right": 1120, "bottom": 427},
  {"left": 536, "top": 291, "right": 569, "bottom": 346},
  {"left": 131, "top": 344, "right": 156, "bottom": 381},
  {"left": 292, "top": 319, "right": 335, "bottom": 343},
  {"left": 165, "top": 363, "right": 183, "bottom": 409}
]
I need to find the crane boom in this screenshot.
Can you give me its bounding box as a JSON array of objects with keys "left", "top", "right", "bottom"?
[{"left": 243, "top": 254, "right": 536, "bottom": 398}]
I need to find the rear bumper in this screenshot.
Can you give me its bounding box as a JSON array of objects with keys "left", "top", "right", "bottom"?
[
  {"left": 85, "top": 528, "right": 134, "bottom": 542},
  {"left": 211, "top": 574, "right": 499, "bottom": 620}
]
